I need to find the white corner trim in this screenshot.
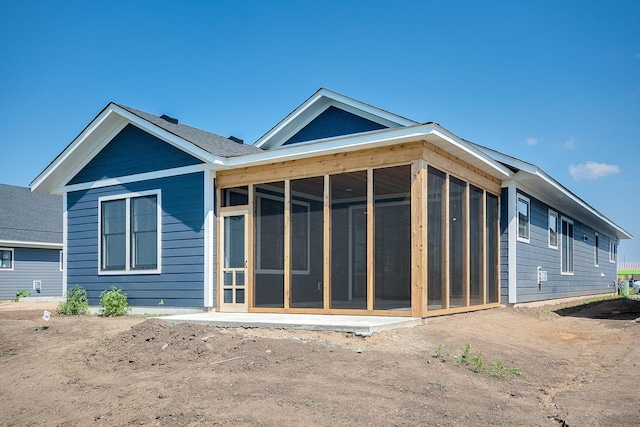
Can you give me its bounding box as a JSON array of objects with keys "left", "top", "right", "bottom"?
[
  {"left": 62, "top": 193, "right": 68, "bottom": 296},
  {"left": 203, "top": 170, "right": 215, "bottom": 308},
  {"left": 506, "top": 180, "right": 518, "bottom": 303}
]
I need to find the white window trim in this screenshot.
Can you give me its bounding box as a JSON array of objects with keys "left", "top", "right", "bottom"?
[
  {"left": 98, "top": 189, "right": 162, "bottom": 275},
  {"left": 548, "top": 209, "right": 558, "bottom": 250},
  {"left": 0, "top": 247, "right": 14, "bottom": 271},
  {"left": 609, "top": 241, "right": 617, "bottom": 263},
  {"left": 517, "top": 194, "right": 530, "bottom": 243},
  {"left": 594, "top": 232, "right": 599, "bottom": 267},
  {"left": 560, "top": 216, "right": 574, "bottom": 275},
  {"left": 255, "top": 193, "right": 311, "bottom": 275}
]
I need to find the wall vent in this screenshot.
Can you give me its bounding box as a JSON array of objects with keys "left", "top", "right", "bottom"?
[{"left": 33, "top": 280, "right": 42, "bottom": 291}]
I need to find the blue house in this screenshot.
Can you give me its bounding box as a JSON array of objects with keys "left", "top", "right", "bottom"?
[
  {"left": 0, "top": 184, "right": 63, "bottom": 299},
  {"left": 30, "top": 89, "right": 631, "bottom": 315}
]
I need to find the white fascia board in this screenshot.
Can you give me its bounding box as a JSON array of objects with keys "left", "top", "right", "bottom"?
[
  {"left": 226, "top": 124, "right": 511, "bottom": 179},
  {"left": 532, "top": 170, "right": 631, "bottom": 239},
  {"left": 253, "top": 88, "right": 419, "bottom": 149},
  {"left": 0, "top": 240, "right": 63, "bottom": 249},
  {"left": 486, "top": 147, "right": 631, "bottom": 240},
  {"left": 110, "top": 105, "right": 226, "bottom": 165},
  {"left": 31, "top": 106, "right": 122, "bottom": 193},
  {"left": 32, "top": 104, "right": 227, "bottom": 195}
]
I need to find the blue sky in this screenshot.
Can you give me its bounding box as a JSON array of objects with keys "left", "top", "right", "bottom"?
[{"left": 1, "top": 1, "right": 639, "bottom": 260}]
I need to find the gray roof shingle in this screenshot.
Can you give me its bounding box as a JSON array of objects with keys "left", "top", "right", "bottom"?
[
  {"left": 116, "top": 104, "right": 263, "bottom": 158},
  {"left": 0, "top": 184, "right": 62, "bottom": 244}
]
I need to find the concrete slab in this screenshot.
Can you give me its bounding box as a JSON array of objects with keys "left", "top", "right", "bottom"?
[{"left": 157, "top": 312, "right": 423, "bottom": 336}]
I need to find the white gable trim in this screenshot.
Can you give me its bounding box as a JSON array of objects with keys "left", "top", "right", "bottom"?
[
  {"left": 254, "top": 88, "right": 419, "bottom": 149},
  {"left": 31, "top": 104, "right": 226, "bottom": 195}
]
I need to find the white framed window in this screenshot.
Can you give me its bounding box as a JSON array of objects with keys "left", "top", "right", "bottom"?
[
  {"left": 594, "top": 233, "right": 599, "bottom": 267},
  {"left": 548, "top": 210, "right": 558, "bottom": 249},
  {"left": 0, "top": 248, "right": 14, "bottom": 271},
  {"left": 517, "top": 194, "right": 530, "bottom": 243},
  {"left": 59, "top": 250, "right": 64, "bottom": 271},
  {"left": 561, "top": 216, "right": 574, "bottom": 275},
  {"left": 609, "top": 241, "right": 617, "bottom": 263},
  {"left": 98, "top": 190, "right": 162, "bottom": 275}
]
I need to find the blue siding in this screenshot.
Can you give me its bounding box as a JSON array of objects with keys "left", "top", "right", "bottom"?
[
  {"left": 500, "top": 188, "right": 509, "bottom": 302},
  {"left": 69, "top": 124, "right": 203, "bottom": 185},
  {"left": 283, "top": 106, "right": 387, "bottom": 145},
  {"left": 0, "top": 247, "right": 62, "bottom": 299},
  {"left": 66, "top": 172, "right": 206, "bottom": 307},
  {"left": 513, "top": 190, "right": 616, "bottom": 303}
]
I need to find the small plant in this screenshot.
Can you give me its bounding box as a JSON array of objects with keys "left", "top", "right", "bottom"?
[
  {"left": 99, "top": 286, "right": 130, "bottom": 317},
  {"left": 14, "top": 289, "right": 31, "bottom": 302},
  {"left": 457, "top": 344, "right": 473, "bottom": 365},
  {"left": 56, "top": 285, "right": 89, "bottom": 315},
  {"left": 434, "top": 344, "right": 450, "bottom": 360}
]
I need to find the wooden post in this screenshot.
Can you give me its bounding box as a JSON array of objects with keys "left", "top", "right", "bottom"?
[
  {"left": 323, "top": 174, "right": 331, "bottom": 311},
  {"left": 411, "top": 159, "right": 427, "bottom": 317},
  {"left": 284, "top": 180, "right": 291, "bottom": 310},
  {"left": 444, "top": 175, "right": 450, "bottom": 310},
  {"left": 247, "top": 184, "right": 254, "bottom": 309},
  {"left": 367, "top": 168, "right": 374, "bottom": 311}
]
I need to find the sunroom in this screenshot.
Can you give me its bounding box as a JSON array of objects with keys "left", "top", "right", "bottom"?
[{"left": 216, "top": 136, "right": 508, "bottom": 317}]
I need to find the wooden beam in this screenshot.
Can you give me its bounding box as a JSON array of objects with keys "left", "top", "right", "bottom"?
[
  {"left": 464, "top": 182, "right": 470, "bottom": 307},
  {"left": 247, "top": 184, "right": 255, "bottom": 309},
  {"left": 367, "top": 168, "right": 374, "bottom": 311},
  {"left": 444, "top": 174, "right": 450, "bottom": 310},
  {"left": 217, "top": 143, "right": 424, "bottom": 189},
  {"left": 323, "top": 174, "right": 331, "bottom": 311},
  {"left": 284, "top": 180, "right": 291, "bottom": 310},
  {"left": 411, "top": 159, "right": 427, "bottom": 317},
  {"left": 422, "top": 142, "right": 501, "bottom": 195}
]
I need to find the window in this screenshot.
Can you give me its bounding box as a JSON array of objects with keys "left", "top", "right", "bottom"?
[
  {"left": 59, "top": 250, "right": 64, "bottom": 271},
  {"left": 610, "top": 241, "right": 617, "bottom": 263},
  {"left": 99, "top": 190, "right": 161, "bottom": 274},
  {"left": 0, "top": 248, "right": 14, "bottom": 270},
  {"left": 561, "top": 217, "right": 574, "bottom": 274},
  {"left": 548, "top": 210, "right": 558, "bottom": 249},
  {"left": 517, "top": 195, "right": 530, "bottom": 242},
  {"left": 594, "top": 233, "right": 599, "bottom": 267}
]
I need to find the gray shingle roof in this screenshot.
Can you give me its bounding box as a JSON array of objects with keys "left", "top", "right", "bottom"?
[
  {"left": 0, "top": 184, "right": 62, "bottom": 244},
  {"left": 115, "top": 104, "right": 263, "bottom": 158}
]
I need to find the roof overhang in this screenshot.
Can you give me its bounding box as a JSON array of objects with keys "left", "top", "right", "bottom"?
[
  {"left": 485, "top": 149, "right": 633, "bottom": 241},
  {"left": 0, "top": 240, "right": 63, "bottom": 249},
  {"left": 225, "top": 123, "right": 512, "bottom": 180},
  {"left": 253, "top": 88, "right": 420, "bottom": 149},
  {"left": 30, "top": 103, "right": 228, "bottom": 194}
]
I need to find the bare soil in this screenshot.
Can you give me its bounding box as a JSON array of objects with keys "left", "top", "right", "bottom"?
[{"left": 1, "top": 298, "right": 639, "bottom": 426}]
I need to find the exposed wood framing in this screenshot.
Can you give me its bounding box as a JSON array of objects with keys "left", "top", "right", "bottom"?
[
  {"left": 366, "top": 168, "right": 374, "bottom": 311},
  {"left": 284, "top": 180, "right": 291, "bottom": 309},
  {"left": 247, "top": 184, "right": 255, "bottom": 310},
  {"left": 411, "top": 159, "right": 427, "bottom": 317},
  {"left": 323, "top": 174, "right": 331, "bottom": 310}
]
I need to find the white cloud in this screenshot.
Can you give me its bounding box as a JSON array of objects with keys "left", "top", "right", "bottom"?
[
  {"left": 569, "top": 161, "right": 620, "bottom": 181},
  {"left": 562, "top": 137, "right": 577, "bottom": 150},
  {"left": 526, "top": 137, "right": 538, "bottom": 146}
]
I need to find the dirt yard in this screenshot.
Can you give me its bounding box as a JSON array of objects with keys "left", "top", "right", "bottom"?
[{"left": 0, "top": 298, "right": 638, "bottom": 426}]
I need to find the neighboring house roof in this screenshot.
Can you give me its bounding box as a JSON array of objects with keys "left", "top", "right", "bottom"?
[
  {"left": 470, "top": 142, "right": 632, "bottom": 241},
  {"left": 0, "top": 184, "right": 62, "bottom": 247}
]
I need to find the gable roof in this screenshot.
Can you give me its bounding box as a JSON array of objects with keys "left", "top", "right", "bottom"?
[
  {"left": 0, "top": 184, "right": 62, "bottom": 247},
  {"left": 31, "top": 103, "right": 262, "bottom": 194},
  {"left": 253, "top": 88, "right": 419, "bottom": 149},
  {"left": 115, "top": 104, "right": 262, "bottom": 158},
  {"left": 471, "top": 143, "right": 632, "bottom": 241}
]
